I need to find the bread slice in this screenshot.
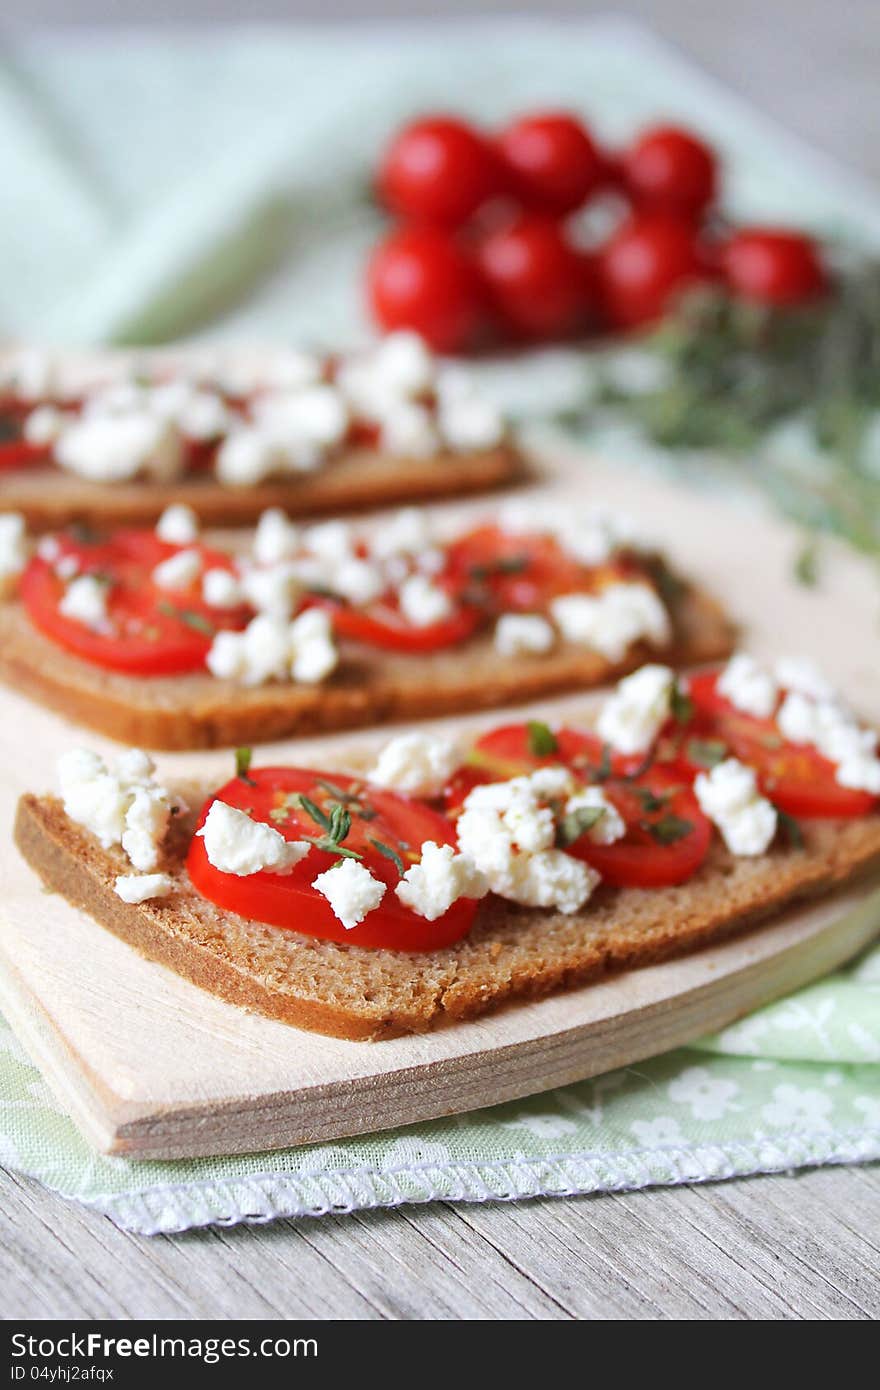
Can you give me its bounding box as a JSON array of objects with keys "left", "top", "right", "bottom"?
[
  {"left": 15, "top": 790, "right": 880, "bottom": 1041},
  {"left": 0, "top": 443, "right": 522, "bottom": 532},
  {"left": 0, "top": 577, "right": 733, "bottom": 749}
]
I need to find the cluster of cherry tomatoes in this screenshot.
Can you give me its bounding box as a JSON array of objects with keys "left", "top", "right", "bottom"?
[{"left": 366, "top": 112, "right": 828, "bottom": 353}]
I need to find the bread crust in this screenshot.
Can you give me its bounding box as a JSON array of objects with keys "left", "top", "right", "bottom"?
[
  {"left": 0, "top": 444, "right": 522, "bottom": 531},
  {"left": 0, "top": 578, "right": 734, "bottom": 749},
  {"left": 15, "top": 791, "right": 880, "bottom": 1042}
]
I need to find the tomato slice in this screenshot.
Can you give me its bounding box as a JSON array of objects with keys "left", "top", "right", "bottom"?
[
  {"left": 688, "top": 668, "right": 876, "bottom": 818},
  {"left": 185, "top": 767, "right": 479, "bottom": 950},
  {"left": 20, "top": 529, "right": 249, "bottom": 675},
  {"left": 0, "top": 438, "right": 51, "bottom": 472},
  {"left": 320, "top": 594, "right": 482, "bottom": 653},
  {"left": 566, "top": 765, "right": 712, "bottom": 887},
  {"left": 443, "top": 524, "right": 633, "bottom": 613},
  {"left": 469, "top": 722, "right": 649, "bottom": 780}
]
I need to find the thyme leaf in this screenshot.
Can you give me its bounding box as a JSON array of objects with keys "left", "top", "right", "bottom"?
[
  {"left": 527, "top": 720, "right": 558, "bottom": 756},
  {"left": 369, "top": 838, "right": 406, "bottom": 875}
]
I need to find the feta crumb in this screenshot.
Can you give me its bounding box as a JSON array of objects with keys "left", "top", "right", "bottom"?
[
  {"left": 303, "top": 520, "right": 353, "bottom": 563},
  {"left": 215, "top": 427, "right": 280, "bottom": 485},
  {"left": 563, "top": 787, "right": 626, "bottom": 845},
  {"left": 717, "top": 653, "right": 778, "bottom": 718},
  {"left": 152, "top": 548, "right": 202, "bottom": 591},
  {"left": 398, "top": 573, "right": 453, "bottom": 627},
  {"left": 597, "top": 664, "right": 674, "bottom": 755},
  {"left": 332, "top": 556, "right": 385, "bottom": 607},
  {"left": 58, "top": 746, "right": 176, "bottom": 870},
  {"left": 253, "top": 508, "right": 301, "bottom": 565},
  {"left": 251, "top": 384, "right": 349, "bottom": 456},
  {"left": 202, "top": 567, "right": 244, "bottom": 609},
  {"left": 239, "top": 561, "right": 303, "bottom": 619},
  {"left": 498, "top": 501, "right": 638, "bottom": 567},
  {"left": 371, "top": 507, "right": 434, "bottom": 560},
  {"left": 23, "top": 404, "right": 67, "bottom": 447},
  {"left": 436, "top": 379, "right": 505, "bottom": 451},
  {"left": 312, "top": 857, "right": 386, "bottom": 930},
  {"left": 197, "top": 800, "right": 310, "bottom": 876},
  {"left": 380, "top": 401, "right": 441, "bottom": 458},
  {"left": 0, "top": 512, "right": 29, "bottom": 595},
  {"left": 58, "top": 574, "right": 111, "bottom": 631},
  {"left": 156, "top": 503, "right": 199, "bottom": 545},
  {"left": 290, "top": 607, "right": 338, "bottom": 684},
  {"left": 551, "top": 582, "right": 670, "bottom": 662},
  {"left": 396, "top": 841, "right": 488, "bottom": 920},
  {"left": 56, "top": 412, "right": 184, "bottom": 482},
  {"left": 369, "top": 732, "right": 460, "bottom": 798},
  {"left": 494, "top": 613, "right": 555, "bottom": 658},
  {"left": 695, "top": 758, "right": 778, "bottom": 857},
  {"left": 114, "top": 873, "right": 173, "bottom": 904},
  {"left": 499, "top": 849, "right": 600, "bottom": 914}
]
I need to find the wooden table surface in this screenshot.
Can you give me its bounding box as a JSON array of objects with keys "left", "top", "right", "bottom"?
[{"left": 4, "top": 0, "right": 880, "bottom": 1321}]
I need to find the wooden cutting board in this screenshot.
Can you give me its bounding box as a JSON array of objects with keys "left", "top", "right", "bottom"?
[{"left": 1, "top": 442, "right": 879, "bottom": 1160}]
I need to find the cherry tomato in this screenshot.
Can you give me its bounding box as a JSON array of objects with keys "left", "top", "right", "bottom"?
[
  {"left": 186, "top": 767, "right": 479, "bottom": 950},
  {"left": 622, "top": 125, "right": 718, "bottom": 217},
  {"left": 366, "top": 226, "right": 485, "bottom": 353},
  {"left": 497, "top": 111, "right": 604, "bottom": 215},
  {"left": 465, "top": 724, "right": 655, "bottom": 783},
  {"left": 597, "top": 213, "right": 710, "bottom": 329},
  {"left": 687, "top": 669, "right": 875, "bottom": 817},
  {"left": 378, "top": 116, "right": 500, "bottom": 226},
  {"left": 20, "top": 530, "right": 249, "bottom": 675},
  {"left": 477, "top": 215, "right": 589, "bottom": 341},
  {"left": 721, "top": 228, "right": 827, "bottom": 306},
  {"left": 567, "top": 765, "right": 712, "bottom": 887}
]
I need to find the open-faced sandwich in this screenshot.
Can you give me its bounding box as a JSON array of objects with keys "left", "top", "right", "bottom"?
[
  {"left": 0, "top": 334, "right": 520, "bottom": 530},
  {"left": 15, "top": 655, "right": 880, "bottom": 1040},
  {"left": 0, "top": 500, "right": 731, "bottom": 748}
]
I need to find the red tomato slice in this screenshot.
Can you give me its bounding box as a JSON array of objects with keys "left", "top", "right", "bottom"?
[
  {"left": 443, "top": 524, "right": 631, "bottom": 613},
  {"left": 186, "top": 767, "right": 479, "bottom": 950},
  {"left": 313, "top": 593, "right": 482, "bottom": 653},
  {"left": 20, "top": 529, "right": 249, "bottom": 675},
  {"left": 687, "top": 668, "right": 876, "bottom": 818},
  {"left": 0, "top": 438, "right": 51, "bottom": 472},
  {"left": 468, "top": 722, "right": 647, "bottom": 780},
  {"left": 567, "top": 766, "right": 712, "bottom": 887}
]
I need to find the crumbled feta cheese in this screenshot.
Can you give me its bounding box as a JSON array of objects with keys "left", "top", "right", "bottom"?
[
  {"left": 563, "top": 787, "right": 626, "bottom": 845},
  {"left": 551, "top": 583, "right": 670, "bottom": 662},
  {"left": 717, "top": 653, "right": 778, "bottom": 718},
  {"left": 332, "top": 556, "right": 385, "bottom": 606},
  {"left": 774, "top": 656, "right": 836, "bottom": 702},
  {"left": 152, "top": 548, "right": 202, "bottom": 591},
  {"left": 494, "top": 613, "right": 555, "bottom": 658},
  {"left": 776, "top": 688, "right": 880, "bottom": 793},
  {"left": 777, "top": 690, "right": 822, "bottom": 746},
  {"left": 596, "top": 664, "right": 674, "bottom": 755},
  {"left": 23, "top": 404, "right": 67, "bottom": 447},
  {"left": 836, "top": 752, "right": 880, "bottom": 795},
  {"left": 251, "top": 384, "right": 349, "bottom": 456},
  {"left": 694, "top": 758, "right": 778, "bottom": 857},
  {"left": 303, "top": 520, "right": 353, "bottom": 563},
  {"left": 238, "top": 561, "right": 302, "bottom": 619},
  {"left": 149, "top": 383, "right": 230, "bottom": 441},
  {"left": 290, "top": 607, "right": 338, "bottom": 684},
  {"left": 253, "top": 508, "right": 300, "bottom": 565},
  {"left": 56, "top": 555, "right": 80, "bottom": 581},
  {"left": 58, "top": 574, "right": 111, "bottom": 631},
  {"left": 197, "top": 800, "right": 310, "bottom": 876},
  {"left": 215, "top": 427, "right": 281, "bottom": 485},
  {"left": 36, "top": 535, "right": 61, "bottom": 564},
  {"left": 379, "top": 400, "right": 441, "bottom": 459},
  {"left": 395, "top": 841, "right": 488, "bottom": 920},
  {"left": 202, "top": 567, "right": 244, "bottom": 609},
  {"left": 498, "top": 849, "right": 599, "bottom": 914},
  {"left": 436, "top": 378, "right": 505, "bottom": 451},
  {"left": 371, "top": 507, "right": 434, "bottom": 560},
  {"left": 58, "top": 747, "right": 177, "bottom": 870},
  {"left": 56, "top": 412, "right": 184, "bottom": 482},
  {"left": 369, "top": 732, "right": 460, "bottom": 798},
  {"left": 0, "top": 512, "right": 29, "bottom": 595},
  {"left": 206, "top": 608, "right": 338, "bottom": 686},
  {"left": 114, "top": 873, "right": 173, "bottom": 904},
  {"left": 156, "top": 503, "right": 199, "bottom": 545},
  {"left": 312, "top": 857, "right": 386, "bottom": 930},
  {"left": 498, "top": 501, "right": 638, "bottom": 567},
  {"left": 398, "top": 574, "right": 453, "bottom": 627},
  {"left": 337, "top": 332, "right": 436, "bottom": 419}
]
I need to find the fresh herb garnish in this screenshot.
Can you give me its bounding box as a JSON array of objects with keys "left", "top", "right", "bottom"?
[
  {"left": 777, "top": 808, "right": 805, "bottom": 848},
  {"left": 794, "top": 535, "right": 820, "bottom": 587},
  {"left": 527, "top": 720, "right": 558, "bottom": 756},
  {"left": 370, "top": 838, "right": 406, "bottom": 875},
  {"left": 646, "top": 814, "right": 693, "bottom": 845},
  {"left": 234, "top": 746, "right": 255, "bottom": 784},
  {"left": 468, "top": 554, "right": 529, "bottom": 580},
  {"left": 294, "top": 795, "right": 331, "bottom": 832},
  {"left": 156, "top": 601, "right": 216, "bottom": 636},
  {"left": 670, "top": 682, "right": 694, "bottom": 725},
  {"left": 590, "top": 743, "right": 612, "bottom": 783},
  {"left": 631, "top": 785, "right": 671, "bottom": 814},
  {"left": 314, "top": 777, "right": 378, "bottom": 820},
  {"left": 296, "top": 794, "right": 363, "bottom": 859},
  {"left": 556, "top": 805, "right": 605, "bottom": 847},
  {"left": 686, "top": 737, "right": 728, "bottom": 769}
]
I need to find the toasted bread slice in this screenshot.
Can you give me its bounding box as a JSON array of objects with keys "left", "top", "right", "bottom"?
[
  {"left": 15, "top": 790, "right": 880, "bottom": 1041},
  {"left": 0, "top": 577, "right": 733, "bottom": 749},
  {"left": 0, "top": 444, "right": 522, "bottom": 532}
]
